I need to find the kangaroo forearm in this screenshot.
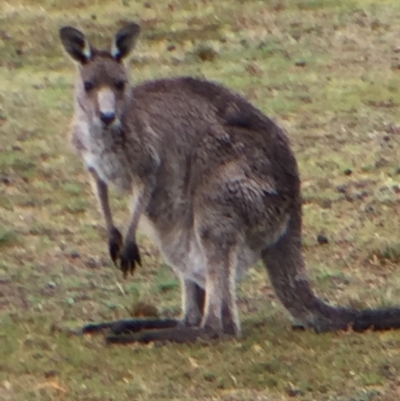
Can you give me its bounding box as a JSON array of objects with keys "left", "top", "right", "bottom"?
[
  {"left": 96, "top": 179, "right": 114, "bottom": 231},
  {"left": 125, "top": 179, "right": 153, "bottom": 241},
  {"left": 87, "top": 167, "right": 123, "bottom": 267},
  {"left": 88, "top": 167, "right": 114, "bottom": 232}
]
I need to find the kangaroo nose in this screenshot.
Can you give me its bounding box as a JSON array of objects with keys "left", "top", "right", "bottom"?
[{"left": 100, "top": 111, "right": 115, "bottom": 126}]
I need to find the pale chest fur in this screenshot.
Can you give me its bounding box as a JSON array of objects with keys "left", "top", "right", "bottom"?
[{"left": 71, "top": 118, "right": 133, "bottom": 192}]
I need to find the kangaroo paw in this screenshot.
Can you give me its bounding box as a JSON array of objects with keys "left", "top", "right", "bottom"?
[
  {"left": 119, "top": 240, "right": 141, "bottom": 278},
  {"left": 108, "top": 226, "right": 123, "bottom": 265}
]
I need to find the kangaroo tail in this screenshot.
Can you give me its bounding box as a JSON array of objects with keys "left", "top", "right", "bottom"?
[
  {"left": 291, "top": 306, "right": 400, "bottom": 333},
  {"left": 348, "top": 308, "right": 400, "bottom": 332},
  {"left": 261, "top": 222, "right": 400, "bottom": 333}
]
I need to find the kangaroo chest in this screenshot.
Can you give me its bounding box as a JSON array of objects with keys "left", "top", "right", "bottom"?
[{"left": 73, "top": 119, "right": 133, "bottom": 192}]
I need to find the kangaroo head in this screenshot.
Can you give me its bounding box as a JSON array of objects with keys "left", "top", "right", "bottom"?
[{"left": 59, "top": 23, "right": 140, "bottom": 128}]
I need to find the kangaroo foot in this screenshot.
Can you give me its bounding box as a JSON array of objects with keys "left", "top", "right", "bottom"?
[
  {"left": 72, "top": 318, "right": 179, "bottom": 336},
  {"left": 105, "top": 326, "right": 226, "bottom": 344}
]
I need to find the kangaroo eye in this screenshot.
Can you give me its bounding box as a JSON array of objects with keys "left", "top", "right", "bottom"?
[
  {"left": 83, "top": 81, "right": 94, "bottom": 92},
  {"left": 114, "top": 80, "right": 126, "bottom": 91}
]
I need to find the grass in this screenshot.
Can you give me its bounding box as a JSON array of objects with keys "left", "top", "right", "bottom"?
[{"left": 1, "top": 0, "right": 400, "bottom": 400}]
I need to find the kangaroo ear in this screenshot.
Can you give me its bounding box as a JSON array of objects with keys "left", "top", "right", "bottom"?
[
  {"left": 111, "top": 22, "right": 140, "bottom": 61},
  {"left": 59, "top": 26, "right": 92, "bottom": 64}
]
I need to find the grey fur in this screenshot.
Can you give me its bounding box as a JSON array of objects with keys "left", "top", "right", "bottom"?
[{"left": 60, "top": 23, "right": 400, "bottom": 344}]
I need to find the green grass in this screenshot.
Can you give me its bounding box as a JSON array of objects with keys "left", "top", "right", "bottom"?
[{"left": 1, "top": 0, "right": 400, "bottom": 400}]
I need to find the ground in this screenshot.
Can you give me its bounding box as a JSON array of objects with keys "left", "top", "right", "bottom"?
[{"left": 1, "top": 0, "right": 400, "bottom": 400}]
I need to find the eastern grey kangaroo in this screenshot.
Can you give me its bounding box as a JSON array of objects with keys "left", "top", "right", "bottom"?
[{"left": 59, "top": 22, "right": 400, "bottom": 344}]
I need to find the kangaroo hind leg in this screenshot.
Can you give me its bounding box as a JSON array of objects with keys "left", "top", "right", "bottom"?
[
  {"left": 105, "top": 243, "right": 239, "bottom": 344},
  {"left": 180, "top": 277, "right": 205, "bottom": 327},
  {"left": 198, "top": 225, "right": 241, "bottom": 338}
]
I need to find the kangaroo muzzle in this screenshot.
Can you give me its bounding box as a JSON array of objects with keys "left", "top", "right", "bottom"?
[{"left": 97, "top": 88, "right": 116, "bottom": 126}]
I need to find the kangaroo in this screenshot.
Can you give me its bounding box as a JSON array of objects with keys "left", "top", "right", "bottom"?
[{"left": 59, "top": 22, "right": 400, "bottom": 344}]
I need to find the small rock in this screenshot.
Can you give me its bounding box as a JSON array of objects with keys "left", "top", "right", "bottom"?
[
  {"left": 0, "top": 176, "right": 11, "bottom": 185},
  {"left": 0, "top": 31, "right": 11, "bottom": 41},
  {"left": 130, "top": 302, "right": 159, "bottom": 318},
  {"left": 44, "top": 370, "right": 57, "bottom": 379},
  {"left": 49, "top": 323, "right": 63, "bottom": 334},
  {"left": 364, "top": 204, "right": 375, "bottom": 214},
  {"left": 375, "top": 158, "right": 388, "bottom": 168},
  {"left": 85, "top": 257, "right": 99, "bottom": 269},
  {"left": 167, "top": 44, "right": 176, "bottom": 52},
  {"left": 47, "top": 281, "right": 56, "bottom": 289},
  {"left": 380, "top": 364, "right": 393, "bottom": 379},
  {"left": 286, "top": 388, "right": 304, "bottom": 397},
  {"left": 321, "top": 199, "right": 332, "bottom": 209},
  {"left": 203, "top": 372, "right": 216, "bottom": 382},
  {"left": 354, "top": 190, "right": 369, "bottom": 200},
  {"left": 194, "top": 45, "right": 218, "bottom": 62},
  {"left": 292, "top": 323, "right": 306, "bottom": 331},
  {"left": 295, "top": 60, "right": 306, "bottom": 67},
  {"left": 317, "top": 234, "right": 329, "bottom": 245},
  {"left": 69, "top": 250, "right": 80, "bottom": 259}
]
